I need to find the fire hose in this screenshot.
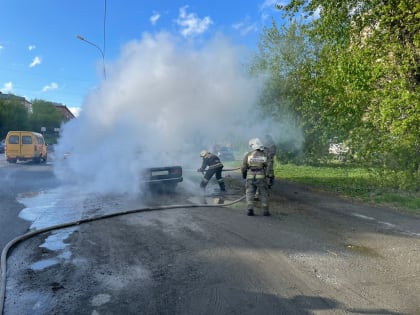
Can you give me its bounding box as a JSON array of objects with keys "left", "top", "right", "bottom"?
[
  {"left": 221, "top": 167, "right": 240, "bottom": 172},
  {"left": 0, "top": 195, "right": 245, "bottom": 314},
  {"left": 184, "top": 167, "right": 241, "bottom": 173}
]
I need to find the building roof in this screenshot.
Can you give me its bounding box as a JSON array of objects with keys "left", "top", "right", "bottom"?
[
  {"left": 0, "top": 92, "right": 29, "bottom": 102},
  {"left": 0, "top": 92, "right": 32, "bottom": 112},
  {"left": 0, "top": 93, "right": 75, "bottom": 120},
  {"left": 52, "top": 103, "right": 75, "bottom": 121}
]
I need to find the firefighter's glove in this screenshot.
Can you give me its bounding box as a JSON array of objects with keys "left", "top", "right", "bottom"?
[
  {"left": 197, "top": 168, "right": 203, "bottom": 172},
  {"left": 242, "top": 171, "right": 247, "bottom": 179}
]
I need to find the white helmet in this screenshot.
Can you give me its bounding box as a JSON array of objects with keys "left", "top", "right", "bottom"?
[
  {"left": 200, "top": 150, "right": 208, "bottom": 157},
  {"left": 249, "top": 138, "right": 264, "bottom": 150}
]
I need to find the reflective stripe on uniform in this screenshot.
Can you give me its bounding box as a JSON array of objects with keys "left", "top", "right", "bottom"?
[{"left": 246, "top": 174, "right": 265, "bottom": 179}]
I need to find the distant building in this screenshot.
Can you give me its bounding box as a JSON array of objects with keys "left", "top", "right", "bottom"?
[
  {"left": 51, "top": 102, "right": 76, "bottom": 121},
  {"left": 0, "top": 92, "right": 32, "bottom": 112},
  {"left": 0, "top": 92, "right": 75, "bottom": 121}
]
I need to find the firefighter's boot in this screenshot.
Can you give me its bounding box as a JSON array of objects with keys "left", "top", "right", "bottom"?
[
  {"left": 263, "top": 207, "right": 270, "bottom": 216},
  {"left": 218, "top": 179, "right": 226, "bottom": 192},
  {"left": 247, "top": 208, "right": 254, "bottom": 216},
  {"left": 200, "top": 179, "right": 208, "bottom": 190}
]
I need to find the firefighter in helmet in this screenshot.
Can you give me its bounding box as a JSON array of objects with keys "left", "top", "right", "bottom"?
[
  {"left": 254, "top": 134, "right": 277, "bottom": 201},
  {"left": 241, "top": 138, "right": 271, "bottom": 216},
  {"left": 263, "top": 134, "right": 276, "bottom": 187},
  {"left": 197, "top": 150, "right": 226, "bottom": 192}
]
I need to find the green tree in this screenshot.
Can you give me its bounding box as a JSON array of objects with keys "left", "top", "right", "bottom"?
[
  {"left": 359, "top": 0, "right": 420, "bottom": 179},
  {"left": 29, "top": 99, "right": 63, "bottom": 133},
  {"left": 250, "top": 20, "right": 312, "bottom": 162},
  {"left": 267, "top": 0, "right": 420, "bottom": 187},
  {"left": 0, "top": 98, "right": 29, "bottom": 138}
]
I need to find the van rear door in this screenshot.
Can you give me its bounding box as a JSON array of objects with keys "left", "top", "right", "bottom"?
[
  {"left": 6, "top": 132, "right": 21, "bottom": 157},
  {"left": 21, "top": 133, "right": 34, "bottom": 158}
]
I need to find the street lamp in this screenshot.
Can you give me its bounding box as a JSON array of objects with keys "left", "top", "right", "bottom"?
[{"left": 76, "top": 35, "right": 106, "bottom": 80}]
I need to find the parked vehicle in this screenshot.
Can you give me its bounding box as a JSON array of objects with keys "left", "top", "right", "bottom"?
[
  {"left": 142, "top": 166, "right": 183, "bottom": 192},
  {"left": 217, "top": 146, "right": 235, "bottom": 161},
  {"left": 5, "top": 131, "right": 47, "bottom": 163},
  {"left": 62, "top": 149, "right": 182, "bottom": 192},
  {"left": 0, "top": 139, "right": 5, "bottom": 153}
]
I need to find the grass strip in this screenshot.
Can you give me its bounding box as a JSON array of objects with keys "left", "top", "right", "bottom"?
[{"left": 276, "top": 163, "right": 420, "bottom": 213}]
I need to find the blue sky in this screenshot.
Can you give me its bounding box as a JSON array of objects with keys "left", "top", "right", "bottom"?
[{"left": 0, "top": 0, "right": 282, "bottom": 116}]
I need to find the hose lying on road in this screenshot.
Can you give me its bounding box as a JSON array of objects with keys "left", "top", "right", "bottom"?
[
  {"left": 184, "top": 167, "right": 241, "bottom": 172},
  {"left": 0, "top": 195, "right": 245, "bottom": 314},
  {"left": 223, "top": 167, "right": 241, "bottom": 172}
]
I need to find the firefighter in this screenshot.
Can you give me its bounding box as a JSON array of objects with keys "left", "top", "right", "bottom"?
[
  {"left": 241, "top": 138, "right": 271, "bottom": 216},
  {"left": 197, "top": 150, "right": 226, "bottom": 192},
  {"left": 254, "top": 134, "right": 277, "bottom": 201},
  {"left": 263, "top": 134, "right": 276, "bottom": 187}
]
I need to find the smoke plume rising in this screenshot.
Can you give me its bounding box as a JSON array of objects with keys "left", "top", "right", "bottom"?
[{"left": 54, "top": 32, "right": 302, "bottom": 195}]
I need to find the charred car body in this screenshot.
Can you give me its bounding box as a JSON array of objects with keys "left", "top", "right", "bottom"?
[
  {"left": 142, "top": 165, "right": 183, "bottom": 192},
  {"left": 217, "top": 146, "right": 235, "bottom": 161},
  {"left": 58, "top": 151, "right": 183, "bottom": 193}
]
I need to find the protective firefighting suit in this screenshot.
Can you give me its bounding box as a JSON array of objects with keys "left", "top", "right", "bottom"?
[
  {"left": 241, "top": 140, "right": 270, "bottom": 216},
  {"left": 197, "top": 151, "right": 226, "bottom": 192},
  {"left": 263, "top": 134, "right": 276, "bottom": 186},
  {"left": 255, "top": 135, "right": 276, "bottom": 200}
]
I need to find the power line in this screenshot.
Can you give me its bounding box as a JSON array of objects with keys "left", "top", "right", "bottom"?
[{"left": 103, "top": 0, "right": 107, "bottom": 62}]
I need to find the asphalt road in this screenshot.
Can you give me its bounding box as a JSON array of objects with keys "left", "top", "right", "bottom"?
[
  {"left": 0, "top": 155, "right": 58, "bottom": 250},
  {"left": 1, "top": 155, "right": 420, "bottom": 315}
]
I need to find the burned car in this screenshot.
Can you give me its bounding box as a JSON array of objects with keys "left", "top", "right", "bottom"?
[
  {"left": 58, "top": 151, "right": 182, "bottom": 193},
  {"left": 217, "top": 146, "right": 235, "bottom": 161},
  {"left": 142, "top": 165, "right": 183, "bottom": 192}
]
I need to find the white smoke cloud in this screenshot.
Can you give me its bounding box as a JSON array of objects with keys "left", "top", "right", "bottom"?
[{"left": 54, "top": 32, "right": 301, "bottom": 196}]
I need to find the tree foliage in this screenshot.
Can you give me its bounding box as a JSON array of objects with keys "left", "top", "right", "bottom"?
[
  {"left": 252, "top": 0, "right": 419, "bottom": 188},
  {"left": 29, "top": 99, "right": 63, "bottom": 133},
  {"left": 250, "top": 20, "right": 312, "bottom": 162},
  {"left": 0, "top": 98, "right": 29, "bottom": 138},
  {"left": 0, "top": 98, "right": 65, "bottom": 140}
]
